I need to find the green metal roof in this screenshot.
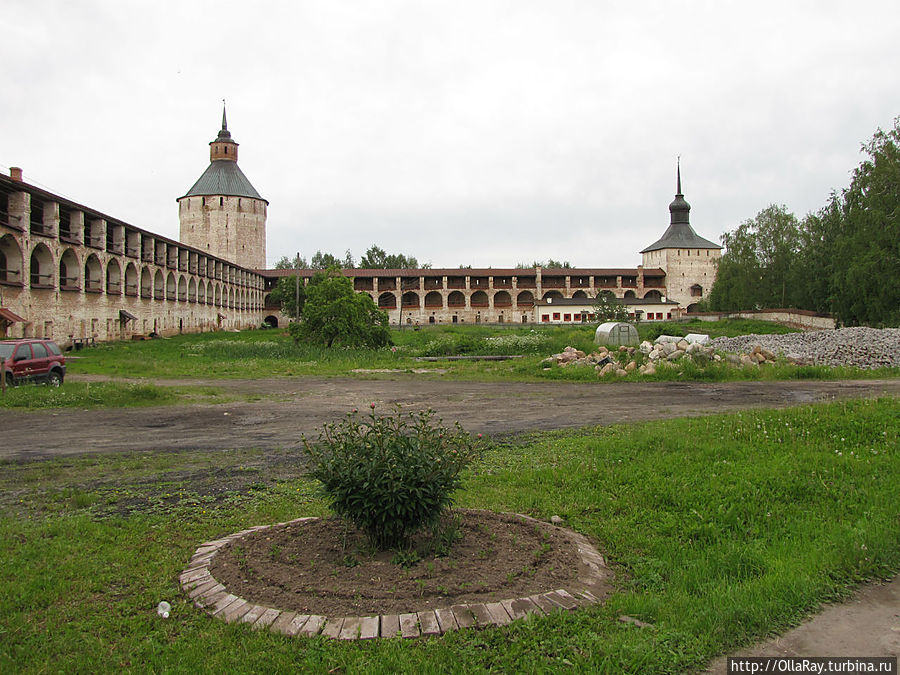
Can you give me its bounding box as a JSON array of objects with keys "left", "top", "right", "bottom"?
[
  {"left": 180, "top": 160, "right": 266, "bottom": 202},
  {"left": 641, "top": 163, "right": 720, "bottom": 253}
]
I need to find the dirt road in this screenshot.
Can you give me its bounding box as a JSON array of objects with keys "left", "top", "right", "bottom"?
[{"left": 2, "top": 376, "right": 898, "bottom": 461}]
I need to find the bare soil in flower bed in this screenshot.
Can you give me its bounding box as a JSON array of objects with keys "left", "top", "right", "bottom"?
[{"left": 209, "top": 509, "right": 599, "bottom": 616}]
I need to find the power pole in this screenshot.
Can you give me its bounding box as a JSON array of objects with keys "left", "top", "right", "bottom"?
[{"left": 295, "top": 252, "right": 301, "bottom": 321}]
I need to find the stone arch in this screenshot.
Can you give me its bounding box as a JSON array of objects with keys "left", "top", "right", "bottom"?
[
  {"left": 447, "top": 290, "right": 465, "bottom": 308},
  {"left": 623, "top": 290, "right": 636, "bottom": 299},
  {"left": 471, "top": 290, "right": 489, "bottom": 308},
  {"left": 30, "top": 243, "right": 54, "bottom": 288},
  {"left": 125, "top": 263, "right": 138, "bottom": 296},
  {"left": 166, "top": 272, "right": 177, "bottom": 301},
  {"left": 541, "top": 290, "right": 563, "bottom": 301},
  {"left": 378, "top": 292, "right": 396, "bottom": 309},
  {"left": 516, "top": 290, "right": 534, "bottom": 307},
  {"left": 686, "top": 303, "right": 700, "bottom": 313},
  {"left": 198, "top": 279, "right": 207, "bottom": 304},
  {"left": 141, "top": 267, "right": 152, "bottom": 298},
  {"left": 644, "top": 289, "right": 662, "bottom": 300},
  {"left": 401, "top": 291, "right": 420, "bottom": 309},
  {"left": 59, "top": 248, "right": 81, "bottom": 290},
  {"left": 177, "top": 275, "right": 187, "bottom": 301},
  {"left": 571, "top": 290, "right": 588, "bottom": 300},
  {"left": 424, "top": 291, "right": 442, "bottom": 308},
  {"left": 494, "top": 290, "right": 512, "bottom": 307},
  {"left": 264, "top": 315, "right": 279, "bottom": 328},
  {"left": 84, "top": 253, "right": 103, "bottom": 292},
  {"left": 229, "top": 287, "right": 235, "bottom": 308},
  {"left": 188, "top": 277, "right": 197, "bottom": 303},
  {"left": 106, "top": 258, "right": 122, "bottom": 295},
  {"left": 154, "top": 269, "right": 165, "bottom": 299},
  {"left": 0, "top": 234, "right": 24, "bottom": 285}
]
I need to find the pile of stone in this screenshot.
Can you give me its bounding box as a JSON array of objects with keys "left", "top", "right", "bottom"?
[
  {"left": 709, "top": 327, "right": 900, "bottom": 370},
  {"left": 544, "top": 326, "right": 900, "bottom": 377},
  {"left": 640, "top": 335, "right": 721, "bottom": 374}
]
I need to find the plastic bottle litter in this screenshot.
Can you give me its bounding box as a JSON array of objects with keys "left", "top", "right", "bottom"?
[{"left": 157, "top": 601, "right": 171, "bottom": 619}]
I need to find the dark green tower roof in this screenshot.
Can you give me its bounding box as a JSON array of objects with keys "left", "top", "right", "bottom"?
[
  {"left": 179, "top": 107, "right": 267, "bottom": 202},
  {"left": 641, "top": 162, "right": 720, "bottom": 253}
]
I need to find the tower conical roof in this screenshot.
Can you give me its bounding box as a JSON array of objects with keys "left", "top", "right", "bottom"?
[
  {"left": 641, "top": 162, "right": 720, "bottom": 253},
  {"left": 179, "top": 107, "right": 266, "bottom": 202}
]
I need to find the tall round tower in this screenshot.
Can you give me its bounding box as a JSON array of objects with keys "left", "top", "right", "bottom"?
[
  {"left": 178, "top": 107, "right": 268, "bottom": 270},
  {"left": 640, "top": 161, "right": 722, "bottom": 309}
]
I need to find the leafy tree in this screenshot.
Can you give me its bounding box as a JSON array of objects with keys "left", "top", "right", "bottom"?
[
  {"left": 268, "top": 275, "right": 307, "bottom": 319},
  {"left": 592, "top": 290, "right": 629, "bottom": 322},
  {"left": 310, "top": 250, "right": 355, "bottom": 269},
  {"left": 274, "top": 254, "right": 309, "bottom": 269},
  {"left": 289, "top": 269, "right": 391, "bottom": 348},
  {"left": 825, "top": 118, "right": 900, "bottom": 326},
  {"left": 516, "top": 260, "right": 573, "bottom": 269},
  {"left": 707, "top": 205, "right": 801, "bottom": 311},
  {"left": 359, "top": 245, "right": 426, "bottom": 269}
]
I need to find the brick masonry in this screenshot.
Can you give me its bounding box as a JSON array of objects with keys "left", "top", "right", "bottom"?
[{"left": 180, "top": 512, "right": 610, "bottom": 640}]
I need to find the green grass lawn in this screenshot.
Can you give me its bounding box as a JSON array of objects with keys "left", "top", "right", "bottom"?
[
  {"left": 64, "top": 320, "right": 895, "bottom": 384},
  {"left": 0, "top": 381, "right": 229, "bottom": 410},
  {"left": 1, "top": 398, "right": 897, "bottom": 673}
]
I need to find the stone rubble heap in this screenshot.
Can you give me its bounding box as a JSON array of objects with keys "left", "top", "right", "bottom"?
[
  {"left": 709, "top": 327, "right": 900, "bottom": 370},
  {"left": 545, "top": 326, "right": 900, "bottom": 376}
]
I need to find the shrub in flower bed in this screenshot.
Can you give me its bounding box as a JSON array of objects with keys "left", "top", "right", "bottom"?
[{"left": 303, "top": 406, "right": 481, "bottom": 550}]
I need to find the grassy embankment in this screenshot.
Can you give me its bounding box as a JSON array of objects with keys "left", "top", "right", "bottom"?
[{"left": 1, "top": 398, "right": 897, "bottom": 673}]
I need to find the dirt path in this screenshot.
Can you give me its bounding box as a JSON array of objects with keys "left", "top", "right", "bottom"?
[{"left": 2, "top": 376, "right": 899, "bottom": 461}]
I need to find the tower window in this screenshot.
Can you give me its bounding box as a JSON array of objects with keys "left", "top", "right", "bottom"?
[{"left": 220, "top": 197, "right": 223, "bottom": 206}]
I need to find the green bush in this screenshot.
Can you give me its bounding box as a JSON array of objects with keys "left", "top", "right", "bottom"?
[{"left": 303, "top": 406, "right": 481, "bottom": 550}]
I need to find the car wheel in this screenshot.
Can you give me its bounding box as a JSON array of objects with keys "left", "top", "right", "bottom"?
[{"left": 47, "top": 371, "right": 63, "bottom": 387}]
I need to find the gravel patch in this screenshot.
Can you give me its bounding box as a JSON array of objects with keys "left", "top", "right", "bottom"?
[{"left": 709, "top": 327, "right": 900, "bottom": 369}]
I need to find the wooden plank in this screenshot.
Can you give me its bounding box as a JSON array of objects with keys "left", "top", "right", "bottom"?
[
  {"left": 544, "top": 590, "right": 577, "bottom": 611},
  {"left": 501, "top": 596, "right": 542, "bottom": 620},
  {"left": 467, "top": 603, "right": 494, "bottom": 626},
  {"left": 417, "top": 611, "right": 441, "bottom": 636},
  {"left": 450, "top": 605, "right": 476, "bottom": 629},
  {"left": 339, "top": 617, "right": 361, "bottom": 640},
  {"left": 297, "top": 615, "right": 325, "bottom": 636},
  {"left": 220, "top": 599, "right": 251, "bottom": 624},
  {"left": 528, "top": 593, "right": 561, "bottom": 614},
  {"left": 435, "top": 607, "right": 459, "bottom": 633},
  {"left": 359, "top": 616, "right": 379, "bottom": 639},
  {"left": 485, "top": 602, "right": 512, "bottom": 626},
  {"left": 285, "top": 614, "right": 310, "bottom": 636},
  {"left": 253, "top": 608, "right": 281, "bottom": 629},
  {"left": 380, "top": 614, "right": 401, "bottom": 638},
  {"left": 271, "top": 611, "right": 298, "bottom": 635},
  {"left": 399, "top": 613, "right": 420, "bottom": 638},
  {"left": 321, "top": 617, "right": 345, "bottom": 639},
  {"left": 240, "top": 605, "right": 266, "bottom": 625}
]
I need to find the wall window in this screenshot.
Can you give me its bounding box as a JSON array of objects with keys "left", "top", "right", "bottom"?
[{"left": 552, "top": 312, "right": 560, "bottom": 321}]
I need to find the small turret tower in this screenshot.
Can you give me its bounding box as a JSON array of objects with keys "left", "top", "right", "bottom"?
[
  {"left": 178, "top": 106, "right": 268, "bottom": 270},
  {"left": 640, "top": 161, "right": 721, "bottom": 309}
]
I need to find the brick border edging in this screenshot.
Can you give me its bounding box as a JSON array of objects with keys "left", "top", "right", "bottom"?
[{"left": 179, "top": 511, "right": 610, "bottom": 640}]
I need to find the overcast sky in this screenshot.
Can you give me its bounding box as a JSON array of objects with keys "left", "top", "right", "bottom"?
[{"left": 3, "top": 1, "right": 899, "bottom": 269}]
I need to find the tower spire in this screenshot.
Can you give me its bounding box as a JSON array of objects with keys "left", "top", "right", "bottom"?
[
  {"left": 676, "top": 155, "right": 682, "bottom": 195},
  {"left": 668, "top": 158, "right": 690, "bottom": 225},
  {"left": 221, "top": 100, "right": 228, "bottom": 132}
]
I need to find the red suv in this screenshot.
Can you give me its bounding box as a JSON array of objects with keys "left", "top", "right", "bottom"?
[{"left": 0, "top": 339, "right": 67, "bottom": 387}]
